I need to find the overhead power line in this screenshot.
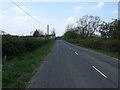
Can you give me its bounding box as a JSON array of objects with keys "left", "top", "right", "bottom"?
[{"left": 10, "top": 0, "right": 45, "bottom": 26}]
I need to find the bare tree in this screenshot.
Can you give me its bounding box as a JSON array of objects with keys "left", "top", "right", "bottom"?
[
  {"left": 76, "top": 15, "right": 101, "bottom": 38},
  {"left": 51, "top": 28, "right": 56, "bottom": 36},
  {"left": 66, "top": 24, "right": 74, "bottom": 31},
  {"left": 38, "top": 29, "right": 44, "bottom": 36}
]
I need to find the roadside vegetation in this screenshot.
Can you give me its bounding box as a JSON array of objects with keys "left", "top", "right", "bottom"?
[
  {"left": 2, "top": 37, "right": 54, "bottom": 88},
  {"left": 63, "top": 15, "right": 120, "bottom": 60},
  {"left": 2, "top": 35, "right": 50, "bottom": 60},
  {"left": 2, "top": 34, "right": 55, "bottom": 88},
  {"left": 67, "top": 38, "right": 119, "bottom": 59}
]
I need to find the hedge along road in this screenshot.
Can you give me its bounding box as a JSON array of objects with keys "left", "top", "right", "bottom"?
[{"left": 27, "top": 40, "right": 119, "bottom": 88}]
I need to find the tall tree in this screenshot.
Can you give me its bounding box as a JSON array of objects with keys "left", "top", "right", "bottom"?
[
  {"left": 99, "top": 19, "right": 119, "bottom": 39},
  {"left": 51, "top": 28, "right": 56, "bottom": 36},
  {"left": 99, "top": 21, "right": 109, "bottom": 38},
  {"left": 33, "top": 30, "right": 40, "bottom": 37},
  {"left": 63, "top": 30, "right": 78, "bottom": 40},
  {"left": 66, "top": 24, "right": 74, "bottom": 31},
  {"left": 76, "top": 15, "right": 101, "bottom": 38}
]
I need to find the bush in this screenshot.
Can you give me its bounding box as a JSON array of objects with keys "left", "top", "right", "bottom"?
[
  {"left": 102, "top": 40, "right": 119, "bottom": 52},
  {"left": 64, "top": 30, "right": 79, "bottom": 40},
  {"left": 92, "top": 40, "right": 103, "bottom": 49},
  {"left": 68, "top": 38, "right": 119, "bottom": 53},
  {"left": 2, "top": 35, "right": 50, "bottom": 60}
]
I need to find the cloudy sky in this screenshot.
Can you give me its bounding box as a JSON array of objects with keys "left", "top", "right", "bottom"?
[{"left": 0, "top": 1, "right": 118, "bottom": 36}]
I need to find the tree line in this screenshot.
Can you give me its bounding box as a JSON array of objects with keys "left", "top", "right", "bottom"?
[
  {"left": 33, "top": 28, "right": 56, "bottom": 38},
  {"left": 64, "top": 15, "right": 119, "bottom": 40}
]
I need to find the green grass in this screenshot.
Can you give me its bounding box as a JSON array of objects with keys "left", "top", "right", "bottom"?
[
  {"left": 70, "top": 42, "right": 119, "bottom": 60},
  {"left": 3, "top": 40, "right": 55, "bottom": 88}
]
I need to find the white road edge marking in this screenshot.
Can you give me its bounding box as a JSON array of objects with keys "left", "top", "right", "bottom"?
[
  {"left": 75, "top": 52, "right": 78, "bottom": 55},
  {"left": 92, "top": 66, "right": 107, "bottom": 78}
]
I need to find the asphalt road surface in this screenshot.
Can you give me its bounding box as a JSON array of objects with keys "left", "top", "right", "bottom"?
[{"left": 27, "top": 40, "right": 119, "bottom": 88}]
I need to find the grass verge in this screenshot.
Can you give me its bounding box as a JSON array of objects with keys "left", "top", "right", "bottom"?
[
  {"left": 69, "top": 42, "right": 119, "bottom": 60},
  {"left": 3, "top": 40, "right": 55, "bottom": 88}
]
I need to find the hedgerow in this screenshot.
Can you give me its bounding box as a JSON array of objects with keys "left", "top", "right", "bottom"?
[
  {"left": 2, "top": 35, "right": 50, "bottom": 60},
  {"left": 68, "top": 38, "right": 119, "bottom": 53}
]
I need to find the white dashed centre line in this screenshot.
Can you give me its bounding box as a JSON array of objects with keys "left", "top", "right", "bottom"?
[
  {"left": 75, "top": 52, "right": 78, "bottom": 55},
  {"left": 92, "top": 66, "right": 107, "bottom": 78}
]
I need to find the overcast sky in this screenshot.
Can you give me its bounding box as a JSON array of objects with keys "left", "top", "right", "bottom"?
[{"left": 0, "top": 1, "right": 118, "bottom": 36}]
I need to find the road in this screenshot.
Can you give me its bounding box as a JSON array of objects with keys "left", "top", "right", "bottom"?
[{"left": 27, "top": 40, "right": 119, "bottom": 88}]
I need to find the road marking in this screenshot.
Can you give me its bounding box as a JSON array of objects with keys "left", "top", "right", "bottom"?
[
  {"left": 75, "top": 52, "right": 78, "bottom": 55},
  {"left": 92, "top": 66, "right": 107, "bottom": 78}
]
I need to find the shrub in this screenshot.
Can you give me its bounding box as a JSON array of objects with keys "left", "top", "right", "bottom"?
[
  {"left": 2, "top": 35, "right": 50, "bottom": 60},
  {"left": 64, "top": 31, "right": 79, "bottom": 40},
  {"left": 68, "top": 38, "right": 119, "bottom": 53}
]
